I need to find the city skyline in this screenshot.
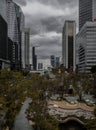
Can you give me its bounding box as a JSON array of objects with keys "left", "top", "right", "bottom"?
[
  {"left": 14, "top": 0, "right": 78, "bottom": 66},
  {"left": 0, "top": 1, "right": 96, "bottom": 129}
]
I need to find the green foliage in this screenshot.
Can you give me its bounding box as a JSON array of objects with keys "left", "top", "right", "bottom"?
[
  {"left": 26, "top": 74, "right": 59, "bottom": 130},
  {"left": 0, "top": 69, "right": 96, "bottom": 130},
  {"left": 0, "top": 69, "right": 27, "bottom": 129},
  {"left": 94, "top": 106, "right": 96, "bottom": 117},
  {"left": 85, "top": 119, "right": 96, "bottom": 130}
]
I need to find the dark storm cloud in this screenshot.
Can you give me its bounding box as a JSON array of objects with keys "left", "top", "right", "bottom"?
[
  {"left": 30, "top": 32, "right": 62, "bottom": 62},
  {"left": 15, "top": 0, "right": 78, "bottom": 66},
  {"left": 41, "top": 12, "right": 78, "bottom": 34},
  {"left": 41, "top": 16, "right": 64, "bottom": 33}
]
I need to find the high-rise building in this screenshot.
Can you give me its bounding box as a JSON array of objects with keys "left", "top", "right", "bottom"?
[
  {"left": 0, "top": 0, "right": 7, "bottom": 22},
  {"left": 7, "top": 0, "right": 25, "bottom": 70},
  {"left": 0, "top": 1, "right": 10, "bottom": 69},
  {"left": 55, "top": 57, "right": 60, "bottom": 68},
  {"left": 0, "top": 15, "right": 8, "bottom": 69},
  {"left": 38, "top": 63, "right": 43, "bottom": 70},
  {"left": 50, "top": 55, "right": 55, "bottom": 68},
  {"left": 79, "top": 0, "right": 96, "bottom": 30},
  {"left": 14, "top": 3, "right": 25, "bottom": 69},
  {"left": 76, "top": 22, "right": 96, "bottom": 73},
  {"left": 32, "top": 47, "right": 37, "bottom": 70},
  {"left": 62, "top": 21, "right": 76, "bottom": 71},
  {"left": 24, "top": 28, "right": 30, "bottom": 69}
]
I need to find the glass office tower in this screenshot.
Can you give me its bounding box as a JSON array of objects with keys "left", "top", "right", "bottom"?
[
  {"left": 79, "top": 0, "right": 96, "bottom": 30},
  {"left": 62, "top": 21, "right": 76, "bottom": 71},
  {"left": 7, "top": 0, "right": 25, "bottom": 70}
]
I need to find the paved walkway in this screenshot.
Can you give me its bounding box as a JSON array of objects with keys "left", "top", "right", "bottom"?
[
  {"left": 48, "top": 100, "right": 94, "bottom": 112},
  {"left": 48, "top": 100, "right": 95, "bottom": 119}
]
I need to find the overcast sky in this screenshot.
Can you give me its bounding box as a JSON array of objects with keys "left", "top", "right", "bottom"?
[{"left": 15, "top": 0, "right": 78, "bottom": 67}]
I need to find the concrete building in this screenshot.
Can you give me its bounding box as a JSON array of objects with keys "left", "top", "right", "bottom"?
[
  {"left": 38, "top": 63, "right": 43, "bottom": 70},
  {"left": 62, "top": 21, "right": 76, "bottom": 71},
  {"left": 50, "top": 55, "right": 55, "bottom": 68},
  {"left": 79, "top": 0, "right": 96, "bottom": 30},
  {"left": 55, "top": 57, "right": 60, "bottom": 68},
  {"left": 24, "top": 28, "right": 30, "bottom": 69},
  {"left": 0, "top": 0, "right": 7, "bottom": 22},
  {"left": 32, "top": 47, "right": 37, "bottom": 70},
  {"left": 0, "top": 1, "right": 10, "bottom": 69},
  {"left": 7, "top": 0, "right": 25, "bottom": 70},
  {"left": 76, "top": 22, "right": 96, "bottom": 73}
]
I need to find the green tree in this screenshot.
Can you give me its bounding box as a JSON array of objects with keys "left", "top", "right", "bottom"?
[{"left": 85, "top": 119, "right": 96, "bottom": 130}]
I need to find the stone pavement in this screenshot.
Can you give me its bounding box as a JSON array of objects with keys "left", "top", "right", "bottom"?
[{"left": 48, "top": 100, "right": 95, "bottom": 119}]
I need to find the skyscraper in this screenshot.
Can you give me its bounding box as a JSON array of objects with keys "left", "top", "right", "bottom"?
[
  {"left": 62, "top": 21, "right": 76, "bottom": 71},
  {"left": 32, "top": 47, "right": 37, "bottom": 70},
  {"left": 38, "top": 63, "right": 43, "bottom": 70},
  {"left": 0, "top": 0, "right": 10, "bottom": 69},
  {"left": 55, "top": 57, "right": 60, "bottom": 68},
  {"left": 24, "top": 28, "right": 30, "bottom": 69},
  {"left": 0, "top": 15, "right": 8, "bottom": 69},
  {"left": 0, "top": 0, "right": 7, "bottom": 22},
  {"left": 76, "top": 22, "right": 96, "bottom": 73},
  {"left": 50, "top": 55, "right": 55, "bottom": 68},
  {"left": 7, "top": 0, "right": 25, "bottom": 70},
  {"left": 79, "top": 0, "right": 96, "bottom": 30},
  {"left": 14, "top": 3, "right": 25, "bottom": 69}
]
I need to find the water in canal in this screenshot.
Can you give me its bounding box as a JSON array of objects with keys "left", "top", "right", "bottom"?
[{"left": 13, "top": 98, "right": 33, "bottom": 130}]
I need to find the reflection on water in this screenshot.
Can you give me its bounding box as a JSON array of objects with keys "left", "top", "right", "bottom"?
[{"left": 13, "top": 98, "right": 33, "bottom": 130}]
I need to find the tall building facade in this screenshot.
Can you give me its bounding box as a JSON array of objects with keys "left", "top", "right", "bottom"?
[
  {"left": 0, "top": 0, "right": 7, "bottom": 22},
  {"left": 0, "top": 15, "right": 8, "bottom": 69},
  {"left": 7, "top": 0, "right": 25, "bottom": 70},
  {"left": 0, "top": 0, "right": 10, "bottom": 69},
  {"left": 38, "top": 63, "right": 43, "bottom": 70},
  {"left": 24, "top": 28, "right": 30, "bottom": 69},
  {"left": 79, "top": 0, "right": 96, "bottom": 30},
  {"left": 55, "top": 57, "right": 60, "bottom": 68},
  {"left": 32, "top": 47, "right": 37, "bottom": 70},
  {"left": 50, "top": 55, "right": 55, "bottom": 68},
  {"left": 62, "top": 21, "right": 76, "bottom": 71},
  {"left": 76, "top": 22, "right": 96, "bottom": 73}
]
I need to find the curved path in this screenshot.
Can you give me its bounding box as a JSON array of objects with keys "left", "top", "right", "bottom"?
[
  {"left": 13, "top": 98, "right": 33, "bottom": 130},
  {"left": 49, "top": 100, "right": 94, "bottom": 112},
  {"left": 48, "top": 100, "right": 95, "bottom": 119}
]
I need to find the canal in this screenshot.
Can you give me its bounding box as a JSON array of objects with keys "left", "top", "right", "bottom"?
[{"left": 12, "top": 98, "right": 33, "bottom": 130}]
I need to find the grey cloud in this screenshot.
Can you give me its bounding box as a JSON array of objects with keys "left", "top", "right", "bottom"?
[
  {"left": 41, "top": 15, "right": 77, "bottom": 33},
  {"left": 15, "top": 0, "right": 78, "bottom": 65},
  {"left": 41, "top": 16, "right": 64, "bottom": 33},
  {"left": 30, "top": 34, "right": 62, "bottom": 61},
  {"left": 14, "top": 0, "right": 26, "bottom": 6},
  {"left": 24, "top": 2, "right": 78, "bottom": 35},
  {"left": 57, "top": 0, "right": 78, "bottom": 6},
  {"left": 28, "top": 0, "right": 78, "bottom": 9},
  {"left": 26, "top": 13, "right": 78, "bottom": 36}
]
